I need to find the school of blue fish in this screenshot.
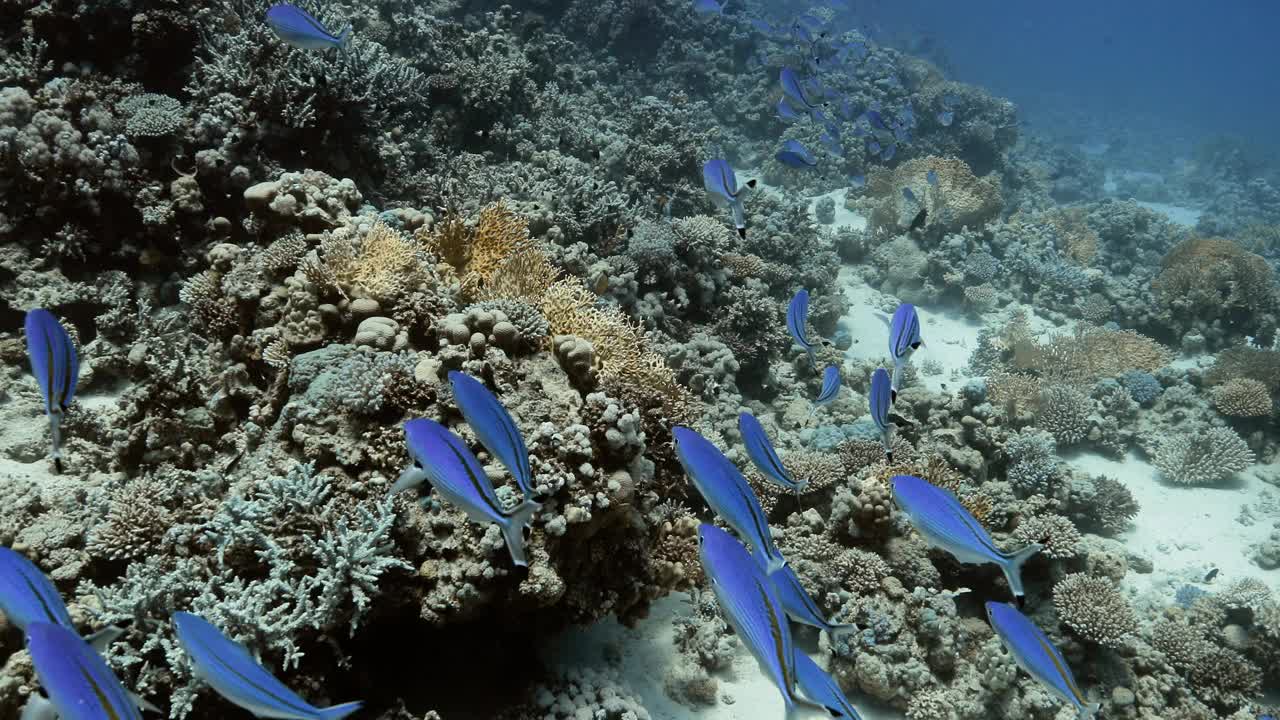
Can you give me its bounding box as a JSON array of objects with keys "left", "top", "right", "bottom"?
[{"left": 0, "top": 5, "right": 1232, "bottom": 720}]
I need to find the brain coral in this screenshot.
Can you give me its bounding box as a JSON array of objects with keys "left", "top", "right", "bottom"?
[
  {"left": 1153, "top": 427, "right": 1255, "bottom": 485},
  {"left": 866, "top": 155, "right": 1002, "bottom": 236},
  {"left": 1053, "top": 573, "right": 1138, "bottom": 647}
]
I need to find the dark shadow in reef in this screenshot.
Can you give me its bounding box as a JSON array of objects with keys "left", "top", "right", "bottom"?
[{"left": 345, "top": 612, "right": 544, "bottom": 717}]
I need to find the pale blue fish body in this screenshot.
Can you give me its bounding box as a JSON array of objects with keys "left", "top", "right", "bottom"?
[
  {"left": 776, "top": 140, "right": 818, "bottom": 168},
  {"left": 891, "top": 475, "right": 1040, "bottom": 600},
  {"left": 448, "top": 371, "right": 536, "bottom": 499},
  {"left": 393, "top": 418, "right": 540, "bottom": 567},
  {"left": 698, "top": 525, "right": 830, "bottom": 720},
  {"left": 739, "top": 412, "right": 805, "bottom": 495},
  {"left": 794, "top": 652, "right": 864, "bottom": 720},
  {"left": 786, "top": 289, "right": 817, "bottom": 370},
  {"left": 173, "top": 612, "right": 362, "bottom": 720},
  {"left": 768, "top": 563, "right": 856, "bottom": 641},
  {"left": 985, "top": 602, "right": 1100, "bottom": 720},
  {"left": 703, "top": 158, "right": 751, "bottom": 238},
  {"left": 692, "top": 0, "right": 727, "bottom": 15},
  {"left": 868, "top": 367, "right": 894, "bottom": 461},
  {"left": 24, "top": 622, "right": 141, "bottom": 720},
  {"left": 887, "top": 303, "right": 922, "bottom": 397},
  {"left": 265, "top": 4, "right": 352, "bottom": 53},
  {"left": 0, "top": 547, "right": 75, "bottom": 631},
  {"left": 809, "top": 365, "right": 841, "bottom": 417},
  {"left": 673, "top": 427, "right": 787, "bottom": 573},
  {"left": 24, "top": 309, "right": 78, "bottom": 471}
]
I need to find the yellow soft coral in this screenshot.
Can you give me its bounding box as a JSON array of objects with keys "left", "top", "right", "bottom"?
[
  {"left": 417, "top": 200, "right": 537, "bottom": 300},
  {"left": 865, "top": 155, "right": 1002, "bottom": 236}
]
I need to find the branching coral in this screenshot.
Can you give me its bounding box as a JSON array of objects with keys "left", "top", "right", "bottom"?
[
  {"left": 1011, "top": 514, "right": 1081, "bottom": 560},
  {"left": 1211, "top": 377, "right": 1274, "bottom": 417},
  {"left": 1053, "top": 573, "right": 1138, "bottom": 647},
  {"left": 1153, "top": 237, "right": 1278, "bottom": 329},
  {"left": 1009, "top": 323, "right": 1172, "bottom": 385},
  {"left": 1034, "top": 385, "right": 1092, "bottom": 445},
  {"left": 865, "top": 155, "right": 1002, "bottom": 236},
  {"left": 307, "top": 222, "right": 431, "bottom": 305},
  {"left": 1153, "top": 427, "right": 1255, "bottom": 485}
]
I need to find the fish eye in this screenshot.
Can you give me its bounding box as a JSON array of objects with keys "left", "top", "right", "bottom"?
[{"left": 910, "top": 342, "right": 921, "bottom": 350}]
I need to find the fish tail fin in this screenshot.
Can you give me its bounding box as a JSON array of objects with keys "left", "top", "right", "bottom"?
[
  {"left": 335, "top": 25, "right": 353, "bottom": 54},
  {"left": 786, "top": 696, "right": 837, "bottom": 720},
  {"left": 316, "top": 701, "right": 364, "bottom": 720},
  {"left": 49, "top": 410, "right": 63, "bottom": 470},
  {"left": 389, "top": 466, "right": 428, "bottom": 496},
  {"left": 1000, "top": 543, "right": 1042, "bottom": 600},
  {"left": 1077, "top": 702, "right": 1101, "bottom": 720},
  {"left": 500, "top": 498, "right": 541, "bottom": 568}
]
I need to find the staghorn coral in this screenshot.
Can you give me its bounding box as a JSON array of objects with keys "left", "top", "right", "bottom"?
[
  {"left": 1053, "top": 573, "right": 1138, "bottom": 648},
  {"left": 1153, "top": 427, "right": 1255, "bottom": 485},
  {"left": 1210, "top": 377, "right": 1274, "bottom": 417}
]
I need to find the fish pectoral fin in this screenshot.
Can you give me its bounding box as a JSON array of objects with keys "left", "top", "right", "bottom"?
[
  {"left": 131, "top": 691, "right": 161, "bottom": 714},
  {"left": 390, "top": 466, "right": 429, "bottom": 495},
  {"left": 86, "top": 625, "right": 126, "bottom": 653}
]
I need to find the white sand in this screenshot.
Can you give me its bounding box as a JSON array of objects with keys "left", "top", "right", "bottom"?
[
  {"left": 545, "top": 591, "right": 904, "bottom": 720},
  {"left": 1067, "top": 451, "right": 1280, "bottom": 597},
  {"left": 834, "top": 268, "right": 986, "bottom": 394},
  {"left": 1135, "top": 201, "right": 1202, "bottom": 228},
  {"left": 808, "top": 188, "right": 867, "bottom": 231}
]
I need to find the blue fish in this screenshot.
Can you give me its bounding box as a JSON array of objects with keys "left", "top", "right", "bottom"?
[
  {"left": 892, "top": 475, "right": 1041, "bottom": 600},
  {"left": 25, "top": 622, "right": 141, "bottom": 720},
  {"left": 703, "top": 158, "right": 754, "bottom": 239},
  {"left": 863, "top": 110, "right": 886, "bottom": 129},
  {"left": 866, "top": 138, "right": 881, "bottom": 156},
  {"left": 0, "top": 547, "right": 75, "bottom": 632},
  {"left": 699, "top": 525, "right": 830, "bottom": 720},
  {"left": 777, "top": 140, "right": 818, "bottom": 169},
  {"left": 848, "top": 173, "right": 866, "bottom": 188},
  {"left": 25, "top": 309, "right": 78, "bottom": 473},
  {"left": 448, "top": 371, "right": 535, "bottom": 500},
  {"left": 838, "top": 98, "right": 857, "bottom": 121},
  {"left": 779, "top": 68, "right": 821, "bottom": 113},
  {"left": 880, "top": 142, "right": 896, "bottom": 161},
  {"left": 794, "top": 652, "right": 864, "bottom": 720},
  {"left": 777, "top": 97, "right": 802, "bottom": 123},
  {"left": 769, "top": 563, "right": 856, "bottom": 640},
  {"left": 810, "top": 365, "right": 841, "bottom": 417},
  {"left": 786, "top": 289, "right": 817, "bottom": 369},
  {"left": 869, "top": 368, "right": 894, "bottom": 462},
  {"left": 693, "top": 0, "right": 726, "bottom": 13},
  {"left": 391, "top": 418, "right": 540, "bottom": 567},
  {"left": 173, "top": 612, "right": 362, "bottom": 720},
  {"left": 937, "top": 110, "right": 954, "bottom": 126},
  {"left": 887, "top": 302, "right": 922, "bottom": 397},
  {"left": 901, "top": 187, "right": 916, "bottom": 203},
  {"left": 739, "top": 412, "right": 805, "bottom": 496},
  {"left": 0, "top": 547, "right": 125, "bottom": 654},
  {"left": 985, "top": 602, "right": 1100, "bottom": 719},
  {"left": 265, "top": 4, "right": 352, "bottom": 53},
  {"left": 927, "top": 169, "right": 938, "bottom": 186},
  {"left": 750, "top": 18, "right": 774, "bottom": 33},
  {"left": 819, "top": 132, "right": 843, "bottom": 156},
  {"left": 673, "top": 427, "right": 786, "bottom": 573}
]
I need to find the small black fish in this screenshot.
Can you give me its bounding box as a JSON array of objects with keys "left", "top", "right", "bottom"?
[
  {"left": 1204, "top": 567, "right": 1219, "bottom": 583},
  {"left": 909, "top": 207, "right": 927, "bottom": 231}
]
